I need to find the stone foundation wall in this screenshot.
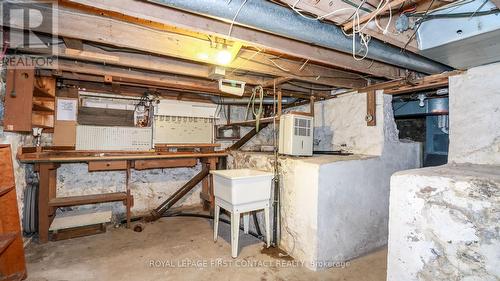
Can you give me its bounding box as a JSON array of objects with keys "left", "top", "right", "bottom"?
[{"left": 388, "top": 165, "right": 500, "bottom": 281}]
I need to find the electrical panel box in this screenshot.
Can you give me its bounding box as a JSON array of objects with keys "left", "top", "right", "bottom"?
[{"left": 279, "top": 114, "right": 313, "bottom": 156}]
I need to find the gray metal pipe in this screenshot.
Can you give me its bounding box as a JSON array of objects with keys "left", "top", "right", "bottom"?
[
  {"left": 148, "top": 0, "right": 451, "bottom": 74},
  {"left": 211, "top": 96, "right": 298, "bottom": 105}
]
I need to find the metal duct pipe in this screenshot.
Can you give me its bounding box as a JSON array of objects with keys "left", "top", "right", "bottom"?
[
  {"left": 148, "top": 0, "right": 451, "bottom": 74},
  {"left": 210, "top": 96, "right": 298, "bottom": 105}
]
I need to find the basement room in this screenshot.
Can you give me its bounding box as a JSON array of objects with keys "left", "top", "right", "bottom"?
[{"left": 0, "top": 0, "right": 499, "bottom": 280}]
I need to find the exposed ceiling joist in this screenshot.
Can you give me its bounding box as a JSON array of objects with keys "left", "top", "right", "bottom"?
[
  {"left": 45, "top": 60, "right": 322, "bottom": 99},
  {"left": 6, "top": 5, "right": 367, "bottom": 89},
  {"left": 342, "top": 0, "right": 414, "bottom": 31},
  {"left": 59, "top": 0, "right": 408, "bottom": 79},
  {"left": 358, "top": 70, "right": 462, "bottom": 95},
  {"left": 11, "top": 31, "right": 267, "bottom": 86}
]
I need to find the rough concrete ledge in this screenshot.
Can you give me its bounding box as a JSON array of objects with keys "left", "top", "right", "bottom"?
[{"left": 388, "top": 163, "right": 500, "bottom": 281}]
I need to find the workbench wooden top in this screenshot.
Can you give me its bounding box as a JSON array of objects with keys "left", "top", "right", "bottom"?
[{"left": 18, "top": 150, "right": 227, "bottom": 163}]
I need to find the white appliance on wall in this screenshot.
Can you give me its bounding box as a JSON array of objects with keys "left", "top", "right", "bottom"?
[
  {"left": 154, "top": 100, "right": 218, "bottom": 144},
  {"left": 279, "top": 113, "right": 314, "bottom": 156}
]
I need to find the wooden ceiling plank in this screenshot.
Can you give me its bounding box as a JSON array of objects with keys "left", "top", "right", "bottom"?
[
  {"left": 59, "top": 0, "right": 408, "bottom": 79},
  {"left": 6, "top": 9, "right": 365, "bottom": 89},
  {"left": 343, "top": 0, "right": 413, "bottom": 31}
]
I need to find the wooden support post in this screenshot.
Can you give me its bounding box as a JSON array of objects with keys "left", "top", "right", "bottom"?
[
  {"left": 366, "top": 90, "right": 376, "bottom": 126},
  {"left": 36, "top": 163, "right": 59, "bottom": 243},
  {"left": 309, "top": 95, "right": 315, "bottom": 116}
]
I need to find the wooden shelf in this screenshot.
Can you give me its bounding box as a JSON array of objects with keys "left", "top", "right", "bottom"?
[
  {"left": 0, "top": 232, "right": 16, "bottom": 255},
  {"left": 48, "top": 192, "right": 128, "bottom": 207},
  {"left": 32, "top": 102, "right": 55, "bottom": 113},
  {"left": 0, "top": 185, "right": 15, "bottom": 197},
  {"left": 33, "top": 85, "right": 54, "bottom": 99}
]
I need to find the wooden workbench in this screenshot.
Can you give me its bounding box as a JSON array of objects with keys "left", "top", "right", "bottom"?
[{"left": 18, "top": 146, "right": 226, "bottom": 243}]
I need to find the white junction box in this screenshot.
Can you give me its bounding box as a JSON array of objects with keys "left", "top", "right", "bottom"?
[
  {"left": 279, "top": 113, "right": 313, "bottom": 156},
  {"left": 76, "top": 125, "right": 152, "bottom": 151}
]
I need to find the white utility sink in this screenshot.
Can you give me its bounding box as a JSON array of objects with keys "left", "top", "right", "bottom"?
[{"left": 211, "top": 169, "right": 273, "bottom": 205}]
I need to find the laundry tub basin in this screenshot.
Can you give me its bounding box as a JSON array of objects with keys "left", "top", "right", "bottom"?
[{"left": 211, "top": 169, "right": 273, "bottom": 205}]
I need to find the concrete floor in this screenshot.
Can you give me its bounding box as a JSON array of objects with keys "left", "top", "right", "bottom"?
[{"left": 25, "top": 214, "right": 387, "bottom": 281}]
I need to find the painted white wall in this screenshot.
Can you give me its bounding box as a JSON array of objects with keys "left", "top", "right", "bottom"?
[
  {"left": 229, "top": 92, "right": 422, "bottom": 270},
  {"left": 314, "top": 93, "right": 420, "bottom": 267},
  {"left": 388, "top": 63, "right": 500, "bottom": 280},
  {"left": 448, "top": 62, "right": 500, "bottom": 165},
  {"left": 388, "top": 165, "right": 500, "bottom": 281}
]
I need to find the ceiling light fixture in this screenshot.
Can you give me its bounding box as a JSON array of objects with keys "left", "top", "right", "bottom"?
[{"left": 216, "top": 47, "right": 232, "bottom": 65}]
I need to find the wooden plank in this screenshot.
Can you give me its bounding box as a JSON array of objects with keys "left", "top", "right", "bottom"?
[
  {"left": 261, "top": 77, "right": 292, "bottom": 89},
  {"left": 154, "top": 143, "right": 221, "bottom": 148},
  {"left": 18, "top": 151, "right": 228, "bottom": 163},
  {"left": 60, "top": 0, "right": 407, "bottom": 79},
  {"left": 147, "top": 165, "right": 210, "bottom": 221},
  {"left": 134, "top": 158, "right": 197, "bottom": 170},
  {"left": 55, "top": 59, "right": 224, "bottom": 94},
  {"left": 366, "top": 90, "right": 376, "bottom": 126},
  {"left": 357, "top": 70, "right": 462, "bottom": 95},
  {"left": 227, "top": 123, "right": 270, "bottom": 151},
  {"left": 88, "top": 160, "right": 128, "bottom": 171},
  {"left": 3, "top": 68, "right": 34, "bottom": 132},
  {"left": 10, "top": 7, "right": 367, "bottom": 88},
  {"left": 51, "top": 223, "right": 106, "bottom": 241},
  {"left": 78, "top": 107, "right": 135, "bottom": 127},
  {"left": 343, "top": 0, "right": 412, "bottom": 31},
  {"left": 220, "top": 116, "right": 278, "bottom": 128},
  {"left": 48, "top": 192, "right": 128, "bottom": 207},
  {"left": 37, "top": 163, "right": 59, "bottom": 243},
  {"left": 0, "top": 146, "right": 26, "bottom": 276}
]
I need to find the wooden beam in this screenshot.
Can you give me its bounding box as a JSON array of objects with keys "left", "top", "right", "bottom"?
[
  {"left": 261, "top": 77, "right": 292, "bottom": 88},
  {"left": 227, "top": 123, "right": 270, "bottom": 151},
  {"left": 59, "top": 0, "right": 407, "bottom": 79},
  {"left": 6, "top": 7, "right": 367, "bottom": 89},
  {"left": 9, "top": 31, "right": 267, "bottom": 86},
  {"left": 366, "top": 90, "right": 376, "bottom": 126},
  {"left": 358, "top": 70, "right": 462, "bottom": 95},
  {"left": 54, "top": 59, "right": 223, "bottom": 94},
  {"left": 343, "top": 0, "right": 412, "bottom": 31},
  {"left": 279, "top": 0, "right": 421, "bottom": 52}
]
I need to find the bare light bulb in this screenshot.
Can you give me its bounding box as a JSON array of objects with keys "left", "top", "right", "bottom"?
[{"left": 216, "top": 49, "right": 232, "bottom": 65}]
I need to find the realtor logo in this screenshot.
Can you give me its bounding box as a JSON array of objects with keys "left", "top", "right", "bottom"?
[{"left": 0, "top": 0, "right": 58, "bottom": 68}]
